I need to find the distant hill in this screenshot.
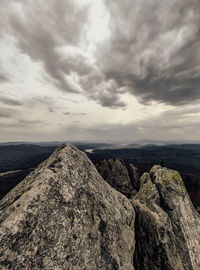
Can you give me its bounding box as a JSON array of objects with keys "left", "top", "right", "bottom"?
[
  {"left": 0, "top": 144, "right": 57, "bottom": 173},
  {"left": 0, "top": 142, "right": 199, "bottom": 210}
]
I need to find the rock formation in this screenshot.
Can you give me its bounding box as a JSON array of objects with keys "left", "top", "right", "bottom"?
[
  {"left": 132, "top": 165, "right": 200, "bottom": 270},
  {"left": 96, "top": 160, "right": 200, "bottom": 270},
  {"left": 96, "top": 159, "right": 140, "bottom": 198},
  {"left": 0, "top": 144, "right": 135, "bottom": 270},
  {"left": 0, "top": 144, "right": 200, "bottom": 270}
]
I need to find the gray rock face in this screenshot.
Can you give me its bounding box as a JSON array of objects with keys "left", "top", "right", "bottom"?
[
  {"left": 0, "top": 144, "right": 135, "bottom": 270},
  {"left": 0, "top": 144, "right": 199, "bottom": 270},
  {"left": 132, "top": 165, "right": 200, "bottom": 270},
  {"left": 96, "top": 159, "right": 139, "bottom": 198}
]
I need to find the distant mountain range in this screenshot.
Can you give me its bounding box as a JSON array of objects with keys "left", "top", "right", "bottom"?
[
  {"left": 0, "top": 141, "right": 199, "bottom": 211},
  {"left": 0, "top": 138, "right": 200, "bottom": 146}
]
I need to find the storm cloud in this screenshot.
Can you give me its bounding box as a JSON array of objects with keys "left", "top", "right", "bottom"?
[
  {"left": 1, "top": 0, "right": 200, "bottom": 107},
  {"left": 100, "top": 0, "right": 200, "bottom": 105},
  {"left": 0, "top": 97, "right": 22, "bottom": 106},
  {"left": 0, "top": 0, "right": 94, "bottom": 94},
  {"left": 0, "top": 0, "right": 200, "bottom": 142}
]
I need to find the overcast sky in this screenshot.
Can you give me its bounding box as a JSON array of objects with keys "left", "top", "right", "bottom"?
[{"left": 0, "top": 0, "right": 200, "bottom": 142}]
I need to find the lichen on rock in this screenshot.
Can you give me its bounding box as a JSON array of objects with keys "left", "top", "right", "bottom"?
[
  {"left": 151, "top": 166, "right": 186, "bottom": 194},
  {"left": 133, "top": 165, "right": 200, "bottom": 270}
]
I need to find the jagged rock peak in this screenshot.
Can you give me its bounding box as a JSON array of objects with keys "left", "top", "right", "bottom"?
[
  {"left": 96, "top": 158, "right": 140, "bottom": 198},
  {"left": 0, "top": 143, "right": 135, "bottom": 270},
  {"left": 133, "top": 165, "right": 200, "bottom": 270}
]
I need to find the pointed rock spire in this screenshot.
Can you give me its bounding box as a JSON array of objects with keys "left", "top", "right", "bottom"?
[
  {"left": 0, "top": 144, "right": 135, "bottom": 270},
  {"left": 132, "top": 165, "right": 200, "bottom": 270}
]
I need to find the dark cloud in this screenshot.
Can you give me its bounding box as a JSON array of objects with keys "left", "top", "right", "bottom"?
[
  {"left": 0, "top": 97, "right": 23, "bottom": 106},
  {"left": 101, "top": 0, "right": 200, "bottom": 105},
  {"left": 0, "top": 0, "right": 127, "bottom": 108},
  {"left": 49, "top": 107, "right": 55, "bottom": 113},
  {"left": 0, "top": 108, "right": 17, "bottom": 118},
  {"left": 18, "top": 119, "right": 44, "bottom": 125},
  {"left": 1, "top": 0, "right": 200, "bottom": 110},
  {"left": 82, "top": 75, "right": 127, "bottom": 108},
  {"left": 64, "top": 112, "right": 87, "bottom": 116},
  {"left": 3, "top": 0, "right": 93, "bottom": 93},
  {"left": 97, "top": 92, "right": 126, "bottom": 108},
  {"left": 0, "top": 112, "right": 12, "bottom": 119},
  {"left": 0, "top": 74, "right": 8, "bottom": 83}
]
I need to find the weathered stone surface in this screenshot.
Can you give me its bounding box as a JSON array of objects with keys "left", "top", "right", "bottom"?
[
  {"left": 127, "top": 164, "right": 140, "bottom": 191},
  {"left": 96, "top": 159, "right": 139, "bottom": 198},
  {"left": 0, "top": 144, "right": 135, "bottom": 270},
  {"left": 151, "top": 166, "right": 200, "bottom": 270},
  {"left": 132, "top": 166, "right": 200, "bottom": 270},
  {"left": 133, "top": 178, "right": 184, "bottom": 270},
  {"left": 1, "top": 145, "right": 200, "bottom": 270},
  {"left": 139, "top": 172, "right": 151, "bottom": 187}
]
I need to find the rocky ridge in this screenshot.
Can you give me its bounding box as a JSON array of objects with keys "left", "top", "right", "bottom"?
[
  {"left": 0, "top": 144, "right": 200, "bottom": 270},
  {"left": 96, "top": 159, "right": 140, "bottom": 198},
  {"left": 0, "top": 144, "right": 135, "bottom": 269},
  {"left": 133, "top": 166, "right": 200, "bottom": 270}
]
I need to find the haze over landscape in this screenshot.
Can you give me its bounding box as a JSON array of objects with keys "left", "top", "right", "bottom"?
[{"left": 0, "top": 0, "right": 200, "bottom": 142}]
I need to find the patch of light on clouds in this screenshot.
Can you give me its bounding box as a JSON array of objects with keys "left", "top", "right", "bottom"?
[
  {"left": 80, "top": 0, "right": 110, "bottom": 55},
  {"left": 64, "top": 74, "right": 84, "bottom": 93},
  {"left": 0, "top": 33, "right": 56, "bottom": 102},
  {"left": 8, "top": 1, "right": 26, "bottom": 21},
  {"left": 60, "top": 91, "right": 174, "bottom": 131},
  {"left": 88, "top": 1, "right": 110, "bottom": 43},
  {"left": 105, "top": 93, "right": 174, "bottom": 125}
]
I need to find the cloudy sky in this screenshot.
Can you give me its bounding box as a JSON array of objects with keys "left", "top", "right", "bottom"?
[{"left": 0, "top": 0, "right": 200, "bottom": 142}]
